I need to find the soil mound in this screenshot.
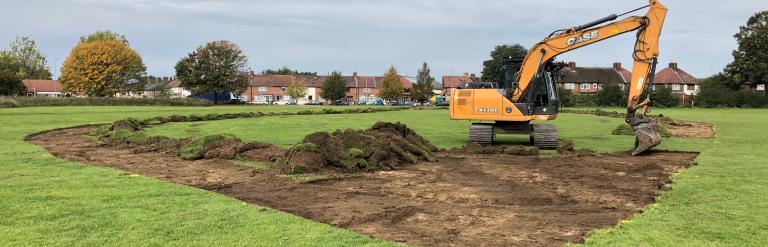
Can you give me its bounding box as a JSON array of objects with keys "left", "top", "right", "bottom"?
[
  {"left": 280, "top": 122, "right": 438, "bottom": 173},
  {"left": 202, "top": 139, "right": 285, "bottom": 162},
  {"left": 556, "top": 140, "right": 597, "bottom": 156},
  {"left": 109, "top": 118, "right": 144, "bottom": 131}
]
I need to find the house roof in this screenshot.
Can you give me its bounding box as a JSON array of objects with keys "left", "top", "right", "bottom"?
[
  {"left": 653, "top": 63, "right": 699, "bottom": 84},
  {"left": 616, "top": 68, "right": 631, "bottom": 83},
  {"left": 167, "top": 79, "right": 182, "bottom": 88},
  {"left": 248, "top": 74, "right": 412, "bottom": 88},
  {"left": 556, "top": 66, "right": 626, "bottom": 84},
  {"left": 442, "top": 75, "right": 474, "bottom": 88},
  {"left": 21, "top": 80, "right": 61, "bottom": 93},
  {"left": 144, "top": 81, "right": 169, "bottom": 91}
]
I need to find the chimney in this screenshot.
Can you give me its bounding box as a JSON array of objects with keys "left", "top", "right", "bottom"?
[
  {"left": 568, "top": 62, "right": 576, "bottom": 70},
  {"left": 464, "top": 72, "right": 469, "bottom": 81},
  {"left": 669, "top": 62, "right": 678, "bottom": 70},
  {"left": 352, "top": 72, "right": 358, "bottom": 78},
  {"left": 613, "top": 62, "right": 622, "bottom": 70},
  {"left": 470, "top": 74, "right": 476, "bottom": 81}
]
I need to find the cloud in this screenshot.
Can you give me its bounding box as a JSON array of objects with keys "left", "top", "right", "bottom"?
[{"left": 0, "top": 0, "right": 763, "bottom": 79}]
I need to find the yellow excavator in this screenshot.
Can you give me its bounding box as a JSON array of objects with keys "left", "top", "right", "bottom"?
[{"left": 450, "top": 0, "right": 667, "bottom": 155}]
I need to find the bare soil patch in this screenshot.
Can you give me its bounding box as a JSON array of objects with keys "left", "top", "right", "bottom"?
[
  {"left": 29, "top": 126, "right": 697, "bottom": 247},
  {"left": 658, "top": 118, "right": 715, "bottom": 138}
]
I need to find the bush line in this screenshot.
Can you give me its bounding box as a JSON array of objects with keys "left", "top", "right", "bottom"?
[{"left": 0, "top": 96, "right": 214, "bottom": 108}]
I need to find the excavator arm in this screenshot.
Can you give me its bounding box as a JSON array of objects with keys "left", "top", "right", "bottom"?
[{"left": 512, "top": 0, "right": 667, "bottom": 155}]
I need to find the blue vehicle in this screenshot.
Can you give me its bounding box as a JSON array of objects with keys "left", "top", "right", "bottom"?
[{"left": 367, "top": 100, "right": 384, "bottom": 106}]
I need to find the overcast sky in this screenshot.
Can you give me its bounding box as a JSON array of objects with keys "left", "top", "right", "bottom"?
[{"left": 1, "top": 0, "right": 764, "bottom": 80}]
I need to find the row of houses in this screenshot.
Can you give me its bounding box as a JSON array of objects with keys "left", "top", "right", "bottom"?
[
  {"left": 21, "top": 62, "right": 757, "bottom": 106},
  {"left": 18, "top": 72, "right": 415, "bottom": 105},
  {"left": 442, "top": 62, "right": 705, "bottom": 104},
  {"left": 243, "top": 72, "right": 413, "bottom": 104}
]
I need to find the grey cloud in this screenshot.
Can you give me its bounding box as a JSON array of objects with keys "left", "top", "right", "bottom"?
[{"left": 1, "top": 0, "right": 765, "bottom": 79}]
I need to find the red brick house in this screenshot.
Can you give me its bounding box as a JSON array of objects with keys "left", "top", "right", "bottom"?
[
  {"left": 245, "top": 73, "right": 413, "bottom": 104},
  {"left": 442, "top": 73, "right": 475, "bottom": 97},
  {"left": 555, "top": 62, "right": 630, "bottom": 94},
  {"left": 652, "top": 62, "right": 699, "bottom": 104},
  {"left": 21, "top": 80, "right": 68, "bottom": 97}
]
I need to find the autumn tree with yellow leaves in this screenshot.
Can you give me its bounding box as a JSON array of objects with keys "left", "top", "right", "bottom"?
[{"left": 60, "top": 34, "right": 146, "bottom": 96}]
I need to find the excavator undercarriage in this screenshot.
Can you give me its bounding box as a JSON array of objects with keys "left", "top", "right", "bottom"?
[{"left": 469, "top": 122, "right": 558, "bottom": 149}]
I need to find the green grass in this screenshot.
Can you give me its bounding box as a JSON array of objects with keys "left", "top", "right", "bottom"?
[{"left": 2, "top": 105, "right": 767, "bottom": 246}]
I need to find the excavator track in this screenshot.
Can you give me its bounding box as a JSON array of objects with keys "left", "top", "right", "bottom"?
[
  {"left": 469, "top": 123, "right": 494, "bottom": 145},
  {"left": 530, "top": 124, "right": 558, "bottom": 149}
]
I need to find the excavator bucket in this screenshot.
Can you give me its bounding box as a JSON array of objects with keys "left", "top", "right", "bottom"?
[{"left": 631, "top": 117, "right": 661, "bottom": 155}]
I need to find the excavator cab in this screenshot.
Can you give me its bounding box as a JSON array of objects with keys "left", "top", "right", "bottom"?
[{"left": 500, "top": 58, "right": 560, "bottom": 116}]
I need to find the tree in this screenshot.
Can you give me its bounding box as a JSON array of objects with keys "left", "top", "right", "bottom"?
[
  {"left": 557, "top": 88, "right": 574, "bottom": 107},
  {"left": 321, "top": 71, "right": 346, "bottom": 102},
  {"left": 726, "top": 11, "right": 768, "bottom": 86},
  {"left": 80, "top": 30, "right": 129, "bottom": 45},
  {"left": 596, "top": 82, "right": 625, "bottom": 106},
  {"left": 262, "top": 66, "right": 316, "bottom": 76},
  {"left": 412, "top": 62, "right": 435, "bottom": 103},
  {"left": 0, "top": 70, "right": 26, "bottom": 96},
  {"left": 175, "top": 40, "right": 250, "bottom": 104},
  {"left": 380, "top": 66, "right": 403, "bottom": 103},
  {"left": 60, "top": 40, "right": 147, "bottom": 96},
  {"left": 286, "top": 78, "right": 307, "bottom": 103},
  {"left": 697, "top": 73, "right": 738, "bottom": 107},
  {"left": 0, "top": 36, "right": 52, "bottom": 79},
  {"left": 650, "top": 85, "right": 677, "bottom": 107},
  {"left": 481, "top": 44, "right": 528, "bottom": 82}
]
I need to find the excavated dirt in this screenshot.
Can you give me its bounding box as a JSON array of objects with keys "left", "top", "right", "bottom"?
[
  {"left": 658, "top": 118, "right": 715, "bottom": 138},
  {"left": 282, "top": 122, "right": 439, "bottom": 173},
  {"left": 29, "top": 126, "right": 697, "bottom": 247}
]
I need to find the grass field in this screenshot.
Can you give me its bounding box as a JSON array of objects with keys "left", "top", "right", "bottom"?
[{"left": 1, "top": 105, "right": 766, "bottom": 246}]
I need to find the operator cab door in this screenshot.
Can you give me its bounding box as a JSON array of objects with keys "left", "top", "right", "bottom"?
[{"left": 530, "top": 71, "right": 559, "bottom": 115}]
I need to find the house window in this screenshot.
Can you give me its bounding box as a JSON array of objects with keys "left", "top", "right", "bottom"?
[
  {"left": 758, "top": 84, "right": 765, "bottom": 91},
  {"left": 258, "top": 86, "right": 267, "bottom": 92},
  {"left": 592, "top": 83, "right": 598, "bottom": 89},
  {"left": 564, "top": 83, "right": 574, "bottom": 90},
  {"left": 363, "top": 88, "right": 371, "bottom": 93},
  {"left": 345, "top": 96, "right": 353, "bottom": 101},
  {"left": 687, "top": 84, "right": 696, "bottom": 91},
  {"left": 651, "top": 85, "right": 656, "bottom": 90},
  {"left": 671, "top": 84, "right": 681, "bottom": 91},
  {"left": 580, "top": 83, "right": 589, "bottom": 91},
  {"left": 308, "top": 95, "right": 313, "bottom": 100}
]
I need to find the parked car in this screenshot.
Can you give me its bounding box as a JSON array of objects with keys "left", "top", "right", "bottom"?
[
  {"left": 304, "top": 100, "right": 322, "bottom": 105},
  {"left": 273, "top": 100, "right": 296, "bottom": 106},
  {"left": 367, "top": 100, "right": 384, "bottom": 106},
  {"left": 330, "top": 100, "right": 348, "bottom": 106},
  {"left": 249, "top": 99, "right": 270, "bottom": 105},
  {"left": 391, "top": 100, "right": 413, "bottom": 106}
]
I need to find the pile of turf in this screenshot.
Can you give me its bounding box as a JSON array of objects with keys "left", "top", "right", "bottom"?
[
  {"left": 280, "top": 122, "right": 438, "bottom": 174},
  {"left": 178, "top": 135, "right": 284, "bottom": 162}
]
